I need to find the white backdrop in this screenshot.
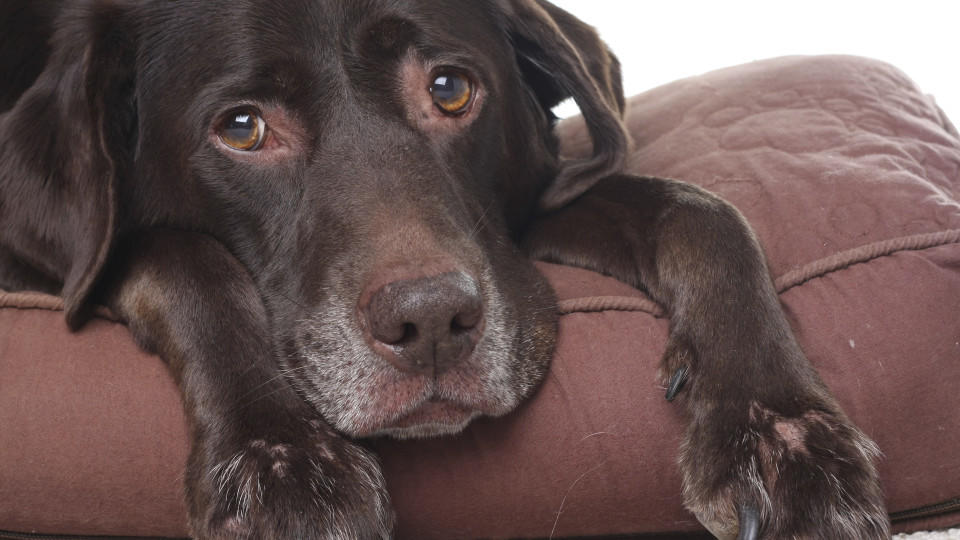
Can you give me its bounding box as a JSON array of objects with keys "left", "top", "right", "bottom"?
[{"left": 549, "top": 1, "right": 959, "bottom": 124}]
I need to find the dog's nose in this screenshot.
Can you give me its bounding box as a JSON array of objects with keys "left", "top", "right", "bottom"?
[{"left": 364, "top": 271, "right": 483, "bottom": 374}]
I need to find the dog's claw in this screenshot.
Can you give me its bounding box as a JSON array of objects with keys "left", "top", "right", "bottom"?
[
  {"left": 665, "top": 365, "right": 688, "bottom": 401},
  {"left": 736, "top": 502, "right": 760, "bottom": 540}
]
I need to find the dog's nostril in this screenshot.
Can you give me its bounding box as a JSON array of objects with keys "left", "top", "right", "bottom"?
[
  {"left": 371, "top": 320, "right": 403, "bottom": 344},
  {"left": 370, "top": 320, "right": 417, "bottom": 346},
  {"left": 364, "top": 271, "right": 484, "bottom": 374},
  {"left": 452, "top": 307, "right": 482, "bottom": 332},
  {"left": 397, "top": 322, "right": 419, "bottom": 345}
]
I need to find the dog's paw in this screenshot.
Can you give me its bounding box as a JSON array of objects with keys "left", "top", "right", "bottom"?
[
  {"left": 187, "top": 420, "right": 393, "bottom": 540},
  {"left": 679, "top": 402, "right": 889, "bottom": 539}
]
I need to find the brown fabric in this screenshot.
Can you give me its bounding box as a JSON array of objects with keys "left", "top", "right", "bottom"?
[
  {"left": 0, "top": 308, "right": 189, "bottom": 537},
  {"left": 2, "top": 55, "right": 960, "bottom": 538}
]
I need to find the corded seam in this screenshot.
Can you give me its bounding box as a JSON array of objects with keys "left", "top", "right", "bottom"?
[{"left": 2, "top": 229, "right": 958, "bottom": 320}]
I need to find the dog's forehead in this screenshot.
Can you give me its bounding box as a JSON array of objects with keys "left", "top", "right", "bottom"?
[
  {"left": 138, "top": 0, "right": 511, "bottom": 109},
  {"left": 144, "top": 0, "right": 504, "bottom": 63}
]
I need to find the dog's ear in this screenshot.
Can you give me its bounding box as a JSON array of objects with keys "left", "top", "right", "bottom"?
[
  {"left": 0, "top": 3, "right": 136, "bottom": 328},
  {"left": 499, "top": 0, "right": 630, "bottom": 211}
]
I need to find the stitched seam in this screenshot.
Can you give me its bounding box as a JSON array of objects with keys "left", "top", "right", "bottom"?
[
  {"left": 0, "top": 290, "right": 118, "bottom": 321},
  {"left": 557, "top": 295, "right": 663, "bottom": 316},
  {"left": 558, "top": 228, "right": 960, "bottom": 316},
  {"left": 0, "top": 292, "right": 66, "bottom": 312},
  {"left": 2, "top": 229, "right": 959, "bottom": 319},
  {"left": 773, "top": 229, "right": 960, "bottom": 293}
]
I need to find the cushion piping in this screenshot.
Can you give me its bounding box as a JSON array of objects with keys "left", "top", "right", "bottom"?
[
  {"left": 772, "top": 229, "right": 960, "bottom": 293},
  {"left": 1, "top": 228, "right": 958, "bottom": 318},
  {"left": 558, "top": 228, "right": 960, "bottom": 315}
]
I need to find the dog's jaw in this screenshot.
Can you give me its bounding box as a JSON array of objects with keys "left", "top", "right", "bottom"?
[
  {"left": 369, "top": 405, "right": 482, "bottom": 440},
  {"left": 286, "top": 265, "right": 549, "bottom": 440}
]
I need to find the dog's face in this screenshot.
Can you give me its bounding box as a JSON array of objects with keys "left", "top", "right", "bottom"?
[
  {"left": 113, "top": 1, "right": 532, "bottom": 439},
  {"left": 128, "top": 0, "right": 565, "bottom": 439},
  {"left": 5, "top": 0, "right": 628, "bottom": 439}
]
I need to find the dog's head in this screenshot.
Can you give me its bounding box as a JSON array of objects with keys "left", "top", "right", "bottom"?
[{"left": 3, "top": 0, "right": 627, "bottom": 438}]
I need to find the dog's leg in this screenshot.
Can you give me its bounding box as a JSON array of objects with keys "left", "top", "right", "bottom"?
[
  {"left": 99, "top": 230, "right": 393, "bottom": 540},
  {"left": 524, "top": 175, "right": 889, "bottom": 539}
]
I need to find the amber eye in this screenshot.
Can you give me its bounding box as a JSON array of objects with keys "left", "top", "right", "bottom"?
[
  {"left": 429, "top": 71, "right": 473, "bottom": 115},
  {"left": 218, "top": 109, "right": 266, "bottom": 151}
]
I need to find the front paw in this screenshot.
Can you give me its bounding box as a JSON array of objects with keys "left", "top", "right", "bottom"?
[
  {"left": 187, "top": 420, "right": 393, "bottom": 539},
  {"left": 680, "top": 402, "right": 889, "bottom": 539}
]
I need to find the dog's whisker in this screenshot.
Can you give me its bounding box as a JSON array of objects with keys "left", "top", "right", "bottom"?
[
  {"left": 468, "top": 199, "right": 496, "bottom": 241},
  {"left": 234, "top": 364, "right": 314, "bottom": 405},
  {"left": 241, "top": 383, "right": 302, "bottom": 410},
  {"left": 262, "top": 289, "right": 309, "bottom": 311}
]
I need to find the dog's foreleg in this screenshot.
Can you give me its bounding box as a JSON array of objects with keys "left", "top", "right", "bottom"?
[
  {"left": 98, "top": 230, "right": 393, "bottom": 540},
  {"left": 524, "top": 174, "right": 888, "bottom": 539}
]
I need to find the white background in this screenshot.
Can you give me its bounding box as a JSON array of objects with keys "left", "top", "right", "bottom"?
[{"left": 549, "top": 1, "right": 959, "bottom": 124}]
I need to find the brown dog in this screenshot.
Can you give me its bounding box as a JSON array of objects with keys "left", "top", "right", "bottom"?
[{"left": 0, "top": 1, "right": 889, "bottom": 538}]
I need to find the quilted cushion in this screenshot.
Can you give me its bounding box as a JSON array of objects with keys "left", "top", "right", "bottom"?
[{"left": 2, "top": 55, "right": 959, "bottom": 538}]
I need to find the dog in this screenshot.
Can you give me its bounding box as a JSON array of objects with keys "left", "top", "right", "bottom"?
[{"left": 0, "top": 1, "right": 890, "bottom": 538}]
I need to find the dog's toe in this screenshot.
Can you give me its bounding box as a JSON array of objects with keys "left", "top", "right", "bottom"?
[{"left": 680, "top": 402, "right": 889, "bottom": 539}]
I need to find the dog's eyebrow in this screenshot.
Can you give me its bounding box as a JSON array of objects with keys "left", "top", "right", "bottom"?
[
  {"left": 414, "top": 47, "right": 481, "bottom": 70},
  {"left": 356, "top": 13, "right": 489, "bottom": 71},
  {"left": 401, "top": 41, "right": 490, "bottom": 89},
  {"left": 219, "top": 56, "right": 338, "bottom": 100},
  {"left": 359, "top": 16, "right": 421, "bottom": 54}
]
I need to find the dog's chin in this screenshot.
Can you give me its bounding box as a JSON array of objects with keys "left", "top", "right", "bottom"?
[
  {"left": 290, "top": 270, "right": 552, "bottom": 441},
  {"left": 367, "top": 401, "right": 483, "bottom": 440}
]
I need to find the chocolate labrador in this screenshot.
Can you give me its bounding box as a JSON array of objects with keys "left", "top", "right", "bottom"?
[{"left": 0, "top": 0, "right": 889, "bottom": 538}]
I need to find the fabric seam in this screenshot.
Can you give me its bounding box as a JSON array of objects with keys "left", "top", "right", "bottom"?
[
  {"left": 1, "top": 229, "right": 958, "bottom": 319},
  {"left": 559, "top": 228, "right": 960, "bottom": 315}
]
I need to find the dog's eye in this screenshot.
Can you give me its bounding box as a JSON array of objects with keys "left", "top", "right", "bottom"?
[
  {"left": 218, "top": 109, "right": 266, "bottom": 151},
  {"left": 429, "top": 71, "right": 473, "bottom": 115}
]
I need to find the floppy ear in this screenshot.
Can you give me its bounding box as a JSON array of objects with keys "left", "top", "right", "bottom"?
[
  {"left": 0, "top": 2, "right": 136, "bottom": 328},
  {"left": 499, "top": 0, "right": 630, "bottom": 211}
]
